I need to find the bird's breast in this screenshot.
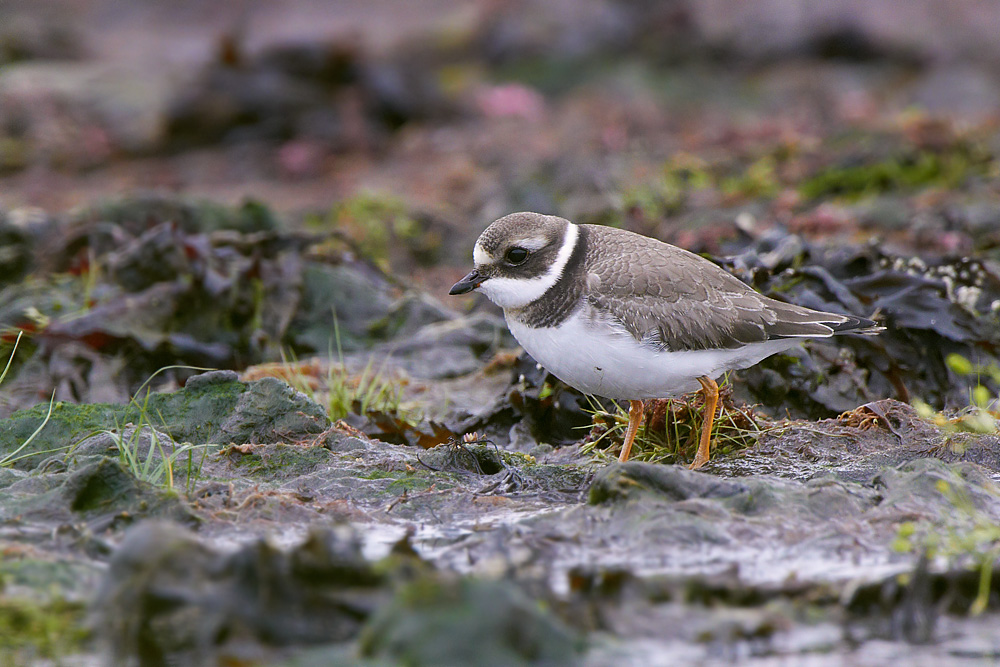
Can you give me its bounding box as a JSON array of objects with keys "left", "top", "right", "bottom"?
[{"left": 505, "top": 308, "right": 802, "bottom": 400}]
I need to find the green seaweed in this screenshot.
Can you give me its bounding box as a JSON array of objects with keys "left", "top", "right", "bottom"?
[
  {"left": 0, "top": 401, "right": 118, "bottom": 470},
  {"left": 0, "top": 380, "right": 248, "bottom": 471},
  {"left": 139, "top": 379, "right": 247, "bottom": 444},
  {"left": 385, "top": 475, "right": 442, "bottom": 494},
  {"left": 227, "top": 443, "right": 332, "bottom": 480},
  {"left": 321, "top": 192, "right": 425, "bottom": 271},
  {"left": 799, "top": 149, "right": 987, "bottom": 200}
]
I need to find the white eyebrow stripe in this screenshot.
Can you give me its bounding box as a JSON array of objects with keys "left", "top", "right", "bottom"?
[
  {"left": 513, "top": 237, "right": 549, "bottom": 252},
  {"left": 473, "top": 244, "right": 490, "bottom": 266}
]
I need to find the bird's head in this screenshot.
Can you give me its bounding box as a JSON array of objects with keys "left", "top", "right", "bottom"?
[{"left": 449, "top": 212, "right": 578, "bottom": 309}]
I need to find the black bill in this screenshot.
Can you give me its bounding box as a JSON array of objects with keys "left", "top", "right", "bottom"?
[{"left": 449, "top": 269, "right": 483, "bottom": 295}]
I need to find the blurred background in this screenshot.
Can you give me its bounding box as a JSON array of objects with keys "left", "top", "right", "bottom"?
[
  {"left": 1, "top": 0, "right": 1000, "bottom": 414},
  {"left": 3, "top": 1, "right": 999, "bottom": 260}
]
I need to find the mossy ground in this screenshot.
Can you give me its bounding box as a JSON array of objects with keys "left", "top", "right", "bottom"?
[
  {"left": 798, "top": 146, "right": 993, "bottom": 201},
  {"left": 141, "top": 379, "right": 248, "bottom": 444},
  {"left": 0, "top": 596, "right": 89, "bottom": 661},
  {"left": 0, "top": 380, "right": 249, "bottom": 470},
  {"left": 225, "top": 443, "right": 333, "bottom": 480},
  {"left": 355, "top": 468, "right": 451, "bottom": 495},
  {"left": 0, "top": 557, "right": 94, "bottom": 662}
]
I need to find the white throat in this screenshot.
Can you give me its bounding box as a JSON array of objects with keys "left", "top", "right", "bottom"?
[{"left": 477, "top": 222, "right": 579, "bottom": 310}]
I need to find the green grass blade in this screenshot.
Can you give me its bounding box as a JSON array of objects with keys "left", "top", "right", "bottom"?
[
  {"left": 0, "top": 390, "right": 56, "bottom": 467},
  {"left": 0, "top": 330, "right": 23, "bottom": 386}
]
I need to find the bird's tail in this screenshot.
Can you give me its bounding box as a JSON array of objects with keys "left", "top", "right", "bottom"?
[{"left": 829, "top": 313, "right": 884, "bottom": 335}]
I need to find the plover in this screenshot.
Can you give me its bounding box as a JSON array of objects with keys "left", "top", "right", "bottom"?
[{"left": 450, "top": 212, "right": 882, "bottom": 468}]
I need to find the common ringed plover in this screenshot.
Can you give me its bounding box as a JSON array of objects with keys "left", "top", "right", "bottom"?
[{"left": 450, "top": 212, "right": 882, "bottom": 468}]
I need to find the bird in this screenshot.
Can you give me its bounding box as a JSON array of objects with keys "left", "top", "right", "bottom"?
[{"left": 449, "top": 212, "right": 882, "bottom": 469}]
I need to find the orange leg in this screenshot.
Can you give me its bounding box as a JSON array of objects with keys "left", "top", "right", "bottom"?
[
  {"left": 689, "top": 376, "right": 719, "bottom": 470},
  {"left": 618, "top": 400, "right": 644, "bottom": 462}
]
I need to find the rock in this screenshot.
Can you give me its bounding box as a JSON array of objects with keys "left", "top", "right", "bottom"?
[
  {"left": 947, "top": 202, "right": 1000, "bottom": 234},
  {"left": 0, "top": 63, "right": 174, "bottom": 166},
  {"left": 589, "top": 462, "right": 750, "bottom": 505},
  {"left": 224, "top": 442, "right": 334, "bottom": 482},
  {"left": 218, "top": 377, "right": 329, "bottom": 445},
  {"left": 93, "top": 522, "right": 389, "bottom": 664},
  {"left": 0, "top": 466, "right": 27, "bottom": 489},
  {"left": 59, "top": 458, "right": 193, "bottom": 521},
  {"left": 369, "top": 292, "right": 459, "bottom": 342},
  {"left": 166, "top": 38, "right": 450, "bottom": 149},
  {"left": 185, "top": 369, "right": 240, "bottom": 389},
  {"left": 0, "top": 215, "right": 32, "bottom": 285},
  {"left": 0, "top": 457, "right": 195, "bottom": 528},
  {"left": 912, "top": 65, "right": 1000, "bottom": 122},
  {"left": 370, "top": 311, "right": 510, "bottom": 379},
  {"left": 0, "top": 12, "right": 85, "bottom": 64},
  {"left": 0, "top": 376, "right": 329, "bottom": 469},
  {"left": 166, "top": 62, "right": 325, "bottom": 146},
  {"left": 108, "top": 223, "right": 200, "bottom": 292},
  {"left": 475, "top": 0, "right": 640, "bottom": 63},
  {"left": 290, "top": 262, "right": 397, "bottom": 353},
  {"left": 360, "top": 55, "right": 452, "bottom": 129},
  {"left": 359, "top": 576, "right": 581, "bottom": 666},
  {"left": 77, "top": 195, "right": 280, "bottom": 236},
  {"left": 852, "top": 196, "right": 915, "bottom": 231},
  {"left": 72, "top": 425, "right": 175, "bottom": 462}
]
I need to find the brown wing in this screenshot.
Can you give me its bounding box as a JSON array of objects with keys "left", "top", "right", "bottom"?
[{"left": 581, "top": 225, "right": 865, "bottom": 352}]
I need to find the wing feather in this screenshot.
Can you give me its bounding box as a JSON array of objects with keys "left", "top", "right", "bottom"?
[{"left": 581, "top": 225, "right": 877, "bottom": 352}]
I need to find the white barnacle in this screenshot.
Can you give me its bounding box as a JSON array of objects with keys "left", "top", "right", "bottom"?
[
  {"left": 942, "top": 275, "right": 955, "bottom": 302},
  {"left": 954, "top": 285, "right": 982, "bottom": 312}
]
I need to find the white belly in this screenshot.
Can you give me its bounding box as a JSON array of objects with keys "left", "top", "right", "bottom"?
[{"left": 506, "top": 309, "right": 800, "bottom": 400}]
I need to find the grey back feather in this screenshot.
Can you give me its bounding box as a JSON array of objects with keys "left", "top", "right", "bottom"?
[{"left": 581, "top": 225, "right": 878, "bottom": 352}]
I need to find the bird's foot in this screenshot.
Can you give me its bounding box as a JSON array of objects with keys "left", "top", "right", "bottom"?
[{"left": 688, "top": 453, "right": 710, "bottom": 470}]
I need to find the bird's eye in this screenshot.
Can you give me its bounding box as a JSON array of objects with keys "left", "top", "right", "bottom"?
[{"left": 505, "top": 247, "right": 529, "bottom": 265}]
